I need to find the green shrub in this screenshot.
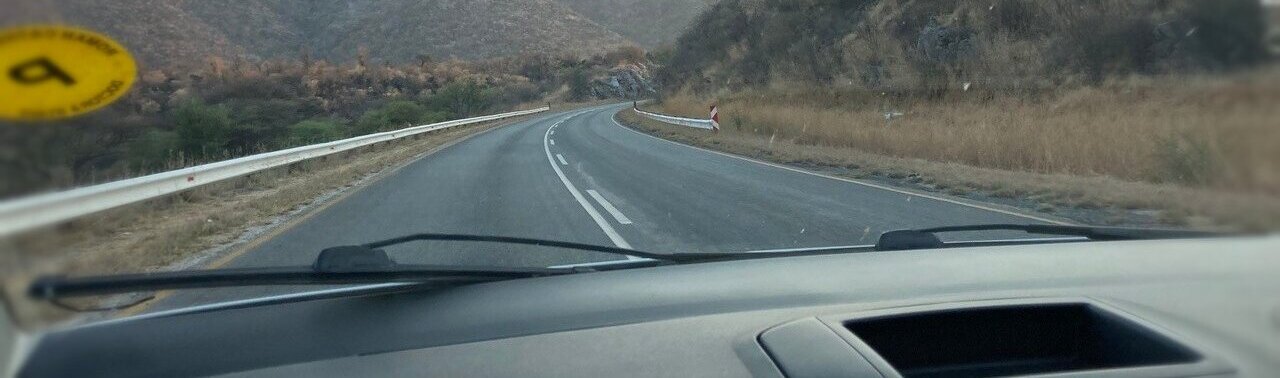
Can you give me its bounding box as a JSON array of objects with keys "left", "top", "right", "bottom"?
[
  {"left": 566, "top": 67, "right": 593, "bottom": 101},
  {"left": 485, "top": 82, "right": 541, "bottom": 107},
  {"left": 286, "top": 119, "right": 346, "bottom": 146},
  {"left": 381, "top": 101, "right": 428, "bottom": 127},
  {"left": 354, "top": 100, "right": 436, "bottom": 135},
  {"left": 354, "top": 110, "right": 390, "bottom": 135},
  {"left": 224, "top": 98, "right": 325, "bottom": 151},
  {"left": 174, "top": 101, "right": 233, "bottom": 160},
  {"left": 126, "top": 129, "right": 180, "bottom": 169},
  {"left": 427, "top": 81, "right": 490, "bottom": 117}
]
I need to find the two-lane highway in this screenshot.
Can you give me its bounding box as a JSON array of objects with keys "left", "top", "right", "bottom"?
[{"left": 146, "top": 103, "right": 1049, "bottom": 312}]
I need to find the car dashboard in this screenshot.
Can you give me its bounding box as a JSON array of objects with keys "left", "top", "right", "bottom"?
[{"left": 11, "top": 237, "right": 1280, "bottom": 377}]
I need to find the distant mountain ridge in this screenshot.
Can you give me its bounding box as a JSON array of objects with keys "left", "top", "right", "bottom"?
[{"left": 1, "top": 0, "right": 705, "bottom": 68}]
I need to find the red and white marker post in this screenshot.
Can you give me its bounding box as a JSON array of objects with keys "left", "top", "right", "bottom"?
[{"left": 709, "top": 105, "right": 720, "bottom": 132}]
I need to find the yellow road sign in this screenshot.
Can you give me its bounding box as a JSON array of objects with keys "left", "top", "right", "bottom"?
[{"left": 0, "top": 25, "right": 137, "bottom": 121}]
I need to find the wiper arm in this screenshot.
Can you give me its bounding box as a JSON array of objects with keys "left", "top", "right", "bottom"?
[{"left": 877, "top": 223, "right": 1222, "bottom": 251}]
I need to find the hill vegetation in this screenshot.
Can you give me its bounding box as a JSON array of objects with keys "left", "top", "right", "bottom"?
[
  {"left": 647, "top": 0, "right": 1278, "bottom": 228},
  {"left": 557, "top": 0, "right": 711, "bottom": 48},
  {"left": 1, "top": 0, "right": 641, "bottom": 67},
  {"left": 661, "top": 0, "right": 1267, "bottom": 92}
]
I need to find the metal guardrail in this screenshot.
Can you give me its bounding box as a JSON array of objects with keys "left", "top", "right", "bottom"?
[
  {"left": 633, "top": 107, "right": 717, "bottom": 130},
  {"left": 0, "top": 107, "right": 549, "bottom": 238}
]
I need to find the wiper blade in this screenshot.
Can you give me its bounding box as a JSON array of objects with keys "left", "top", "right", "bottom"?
[
  {"left": 918, "top": 223, "right": 1219, "bottom": 240},
  {"left": 29, "top": 265, "right": 568, "bottom": 300},
  {"left": 654, "top": 224, "right": 1224, "bottom": 263},
  {"left": 29, "top": 234, "right": 677, "bottom": 301},
  {"left": 544, "top": 224, "right": 1230, "bottom": 272},
  {"left": 877, "top": 223, "right": 1222, "bottom": 251},
  {"left": 362, "top": 233, "right": 681, "bottom": 261},
  {"left": 28, "top": 225, "right": 1221, "bottom": 302}
]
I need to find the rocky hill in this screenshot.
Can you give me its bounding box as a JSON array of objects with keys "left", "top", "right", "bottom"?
[
  {"left": 556, "top": 0, "right": 711, "bottom": 48},
  {"left": 1, "top": 0, "right": 680, "bottom": 68},
  {"left": 659, "top": 0, "right": 1270, "bottom": 93}
]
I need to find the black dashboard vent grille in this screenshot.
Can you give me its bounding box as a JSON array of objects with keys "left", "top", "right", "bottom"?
[{"left": 844, "top": 303, "right": 1200, "bottom": 378}]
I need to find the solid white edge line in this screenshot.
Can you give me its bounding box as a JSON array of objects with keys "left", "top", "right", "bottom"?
[
  {"left": 556, "top": 154, "right": 568, "bottom": 166},
  {"left": 610, "top": 113, "right": 1072, "bottom": 226},
  {"left": 586, "top": 189, "right": 634, "bottom": 225},
  {"left": 544, "top": 112, "right": 635, "bottom": 251}
]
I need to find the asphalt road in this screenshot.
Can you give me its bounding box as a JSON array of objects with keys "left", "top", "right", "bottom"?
[{"left": 146, "top": 103, "right": 1049, "bottom": 312}]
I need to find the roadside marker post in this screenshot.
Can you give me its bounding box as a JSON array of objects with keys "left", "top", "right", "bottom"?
[{"left": 709, "top": 105, "right": 720, "bottom": 132}]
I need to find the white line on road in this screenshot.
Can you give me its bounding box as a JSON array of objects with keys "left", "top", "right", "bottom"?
[
  {"left": 544, "top": 113, "right": 635, "bottom": 251},
  {"left": 549, "top": 139, "right": 555, "bottom": 145},
  {"left": 556, "top": 154, "right": 568, "bottom": 166},
  {"left": 611, "top": 115, "right": 1070, "bottom": 225},
  {"left": 586, "top": 190, "right": 633, "bottom": 225}
]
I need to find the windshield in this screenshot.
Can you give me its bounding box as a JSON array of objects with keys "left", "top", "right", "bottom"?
[{"left": 1, "top": 0, "right": 1277, "bottom": 327}]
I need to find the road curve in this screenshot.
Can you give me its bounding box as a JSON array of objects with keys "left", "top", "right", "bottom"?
[{"left": 147, "top": 103, "right": 1043, "bottom": 311}]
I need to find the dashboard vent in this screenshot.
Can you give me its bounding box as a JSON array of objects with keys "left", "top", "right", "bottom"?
[{"left": 844, "top": 303, "right": 1200, "bottom": 378}]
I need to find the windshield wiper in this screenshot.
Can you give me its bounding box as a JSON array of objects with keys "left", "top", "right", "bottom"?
[
  {"left": 28, "top": 226, "right": 1223, "bottom": 302},
  {"left": 29, "top": 234, "right": 678, "bottom": 302},
  {"left": 875, "top": 223, "right": 1222, "bottom": 251},
  {"left": 360, "top": 233, "right": 680, "bottom": 261},
  {"left": 29, "top": 265, "right": 566, "bottom": 300},
  {"left": 612, "top": 223, "right": 1226, "bottom": 264}
]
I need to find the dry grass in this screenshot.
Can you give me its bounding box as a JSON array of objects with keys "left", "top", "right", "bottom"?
[
  {"left": 660, "top": 66, "right": 1280, "bottom": 196},
  {"left": 627, "top": 72, "right": 1280, "bottom": 230},
  {"left": 0, "top": 109, "right": 553, "bottom": 326}
]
